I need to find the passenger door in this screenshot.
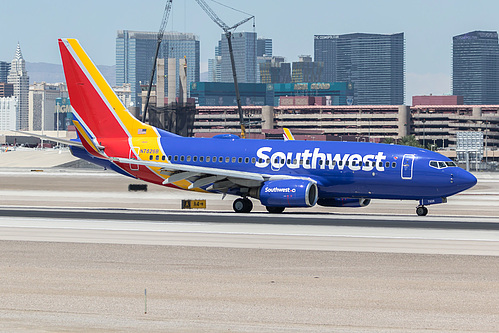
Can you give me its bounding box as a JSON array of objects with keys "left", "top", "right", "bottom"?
[{"left": 401, "top": 154, "right": 415, "bottom": 180}]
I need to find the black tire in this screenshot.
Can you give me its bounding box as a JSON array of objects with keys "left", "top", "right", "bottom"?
[
  {"left": 233, "top": 198, "right": 253, "bottom": 213},
  {"left": 416, "top": 206, "right": 428, "bottom": 216},
  {"left": 266, "top": 206, "right": 285, "bottom": 214}
]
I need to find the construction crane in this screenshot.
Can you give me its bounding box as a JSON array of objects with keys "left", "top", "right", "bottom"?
[
  {"left": 142, "top": 0, "right": 173, "bottom": 123},
  {"left": 194, "top": 0, "right": 254, "bottom": 138}
]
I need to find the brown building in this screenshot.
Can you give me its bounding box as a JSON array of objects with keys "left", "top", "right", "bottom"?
[
  {"left": 0, "top": 82, "right": 13, "bottom": 97},
  {"left": 413, "top": 95, "right": 463, "bottom": 106},
  {"left": 193, "top": 105, "right": 499, "bottom": 151}
]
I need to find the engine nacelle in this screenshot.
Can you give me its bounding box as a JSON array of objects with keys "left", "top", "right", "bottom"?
[
  {"left": 258, "top": 179, "right": 318, "bottom": 207},
  {"left": 317, "top": 197, "right": 371, "bottom": 208}
]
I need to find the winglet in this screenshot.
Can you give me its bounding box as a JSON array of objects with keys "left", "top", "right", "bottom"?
[{"left": 283, "top": 128, "right": 295, "bottom": 141}]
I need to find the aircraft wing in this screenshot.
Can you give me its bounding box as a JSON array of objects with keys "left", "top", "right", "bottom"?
[
  {"left": 12, "top": 130, "right": 84, "bottom": 148},
  {"left": 111, "top": 156, "right": 314, "bottom": 190}
]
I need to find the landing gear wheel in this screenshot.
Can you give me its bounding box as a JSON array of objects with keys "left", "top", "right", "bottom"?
[
  {"left": 233, "top": 198, "right": 253, "bottom": 213},
  {"left": 416, "top": 206, "right": 428, "bottom": 216},
  {"left": 266, "top": 206, "right": 285, "bottom": 214}
]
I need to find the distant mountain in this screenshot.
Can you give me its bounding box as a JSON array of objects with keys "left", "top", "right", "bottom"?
[{"left": 26, "top": 62, "right": 116, "bottom": 86}]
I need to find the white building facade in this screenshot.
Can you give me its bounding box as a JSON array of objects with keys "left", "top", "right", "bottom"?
[
  {"left": 28, "top": 82, "right": 68, "bottom": 131},
  {"left": 0, "top": 96, "right": 17, "bottom": 130},
  {"left": 7, "top": 43, "right": 29, "bottom": 130}
]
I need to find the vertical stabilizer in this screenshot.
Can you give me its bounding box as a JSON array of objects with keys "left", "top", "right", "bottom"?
[{"left": 58, "top": 38, "right": 151, "bottom": 142}]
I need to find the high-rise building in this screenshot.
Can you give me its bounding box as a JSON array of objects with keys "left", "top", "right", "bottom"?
[
  {"left": 220, "top": 32, "right": 257, "bottom": 83},
  {"left": 258, "top": 56, "right": 291, "bottom": 84},
  {"left": 291, "top": 55, "right": 323, "bottom": 83},
  {"left": 28, "top": 82, "right": 68, "bottom": 131},
  {"left": 257, "top": 37, "right": 272, "bottom": 57},
  {"left": 452, "top": 31, "right": 499, "bottom": 105},
  {"left": 0, "top": 61, "right": 10, "bottom": 83},
  {"left": 116, "top": 30, "right": 200, "bottom": 114},
  {"left": 314, "top": 33, "right": 405, "bottom": 105},
  {"left": 7, "top": 43, "right": 29, "bottom": 130},
  {"left": 0, "top": 96, "right": 17, "bottom": 130},
  {"left": 0, "top": 83, "right": 13, "bottom": 97}
]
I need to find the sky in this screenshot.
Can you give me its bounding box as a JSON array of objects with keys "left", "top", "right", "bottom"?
[{"left": 2, "top": 0, "right": 499, "bottom": 104}]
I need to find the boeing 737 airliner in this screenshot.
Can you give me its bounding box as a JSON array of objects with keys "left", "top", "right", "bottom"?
[{"left": 35, "top": 39, "right": 478, "bottom": 216}]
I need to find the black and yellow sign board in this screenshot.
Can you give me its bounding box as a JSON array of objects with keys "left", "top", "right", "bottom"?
[{"left": 181, "top": 199, "right": 206, "bottom": 209}]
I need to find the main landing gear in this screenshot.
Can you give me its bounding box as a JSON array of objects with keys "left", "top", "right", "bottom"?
[
  {"left": 233, "top": 197, "right": 253, "bottom": 213},
  {"left": 416, "top": 206, "right": 428, "bottom": 216}
]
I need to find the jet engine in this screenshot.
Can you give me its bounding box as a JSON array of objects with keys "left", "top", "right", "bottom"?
[{"left": 251, "top": 179, "right": 318, "bottom": 207}]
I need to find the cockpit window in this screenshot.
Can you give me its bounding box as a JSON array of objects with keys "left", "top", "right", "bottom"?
[{"left": 430, "top": 160, "right": 457, "bottom": 169}]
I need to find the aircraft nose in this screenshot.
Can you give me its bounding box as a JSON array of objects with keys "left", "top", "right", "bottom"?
[{"left": 452, "top": 169, "right": 477, "bottom": 191}]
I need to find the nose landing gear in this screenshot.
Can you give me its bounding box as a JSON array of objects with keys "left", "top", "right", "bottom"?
[{"left": 416, "top": 205, "right": 428, "bottom": 216}]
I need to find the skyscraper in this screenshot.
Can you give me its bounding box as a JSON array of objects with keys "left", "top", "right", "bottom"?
[
  {"left": 116, "top": 30, "right": 200, "bottom": 113},
  {"left": 7, "top": 43, "right": 29, "bottom": 130},
  {"left": 314, "top": 33, "right": 405, "bottom": 105},
  {"left": 220, "top": 32, "right": 257, "bottom": 83},
  {"left": 257, "top": 37, "right": 272, "bottom": 57},
  {"left": 291, "top": 55, "right": 324, "bottom": 83},
  {"left": 453, "top": 31, "right": 499, "bottom": 105},
  {"left": 0, "top": 61, "right": 10, "bottom": 83}
]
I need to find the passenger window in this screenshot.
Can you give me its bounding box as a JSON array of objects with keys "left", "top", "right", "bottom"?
[
  {"left": 332, "top": 161, "right": 336, "bottom": 166},
  {"left": 149, "top": 155, "right": 153, "bottom": 160},
  {"left": 161, "top": 156, "right": 165, "bottom": 161},
  {"left": 259, "top": 158, "right": 263, "bottom": 163},
  {"left": 266, "top": 158, "right": 270, "bottom": 163},
  {"left": 155, "top": 155, "right": 159, "bottom": 160},
  {"left": 225, "top": 157, "right": 230, "bottom": 163},
  {"left": 281, "top": 159, "right": 285, "bottom": 165},
  {"left": 180, "top": 156, "right": 185, "bottom": 162},
  {"left": 339, "top": 161, "right": 343, "bottom": 166},
  {"left": 385, "top": 161, "right": 390, "bottom": 168},
  {"left": 251, "top": 158, "right": 256, "bottom": 163},
  {"left": 168, "top": 155, "right": 172, "bottom": 161},
  {"left": 245, "top": 157, "right": 249, "bottom": 163},
  {"left": 293, "top": 159, "right": 297, "bottom": 164},
  {"left": 174, "top": 155, "right": 178, "bottom": 161},
  {"left": 205, "top": 156, "right": 210, "bottom": 162},
  {"left": 319, "top": 160, "right": 323, "bottom": 166},
  {"left": 213, "top": 156, "right": 216, "bottom": 162},
  {"left": 193, "top": 156, "right": 198, "bottom": 162},
  {"left": 274, "top": 158, "right": 279, "bottom": 164},
  {"left": 238, "top": 157, "right": 242, "bottom": 163},
  {"left": 219, "top": 156, "right": 223, "bottom": 162},
  {"left": 232, "top": 157, "right": 236, "bottom": 163},
  {"left": 186, "top": 156, "right": 191, "bottom": 162},
  {"left": 345, "top": 161, "right": 349, "bottom": 166},
  {"left": 379, "top": 162, "right": 383, "bottom": 167},
  {"left": 392, "top": 162, "right": 396, "bottom": 168}
]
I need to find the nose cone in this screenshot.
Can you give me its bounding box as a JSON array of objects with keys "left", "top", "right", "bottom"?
[{"left": 453, "top": 169, "right": 477, "bottom": 193}]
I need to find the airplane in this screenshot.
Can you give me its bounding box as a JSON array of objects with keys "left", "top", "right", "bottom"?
[{"left": 30, "top": 38, "right": 478, "bottom": 216}]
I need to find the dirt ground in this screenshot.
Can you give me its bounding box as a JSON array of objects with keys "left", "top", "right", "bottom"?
[{"left": 1, "top": 240, "right": 498, "bottom": 332}]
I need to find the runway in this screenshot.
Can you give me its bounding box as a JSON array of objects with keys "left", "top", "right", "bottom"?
[
  {"left": 1, "top": 169, "right": 499, "bottom": 332},
  {"left": 1, "top": 207, "right": 499, "bottom": 256}
]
